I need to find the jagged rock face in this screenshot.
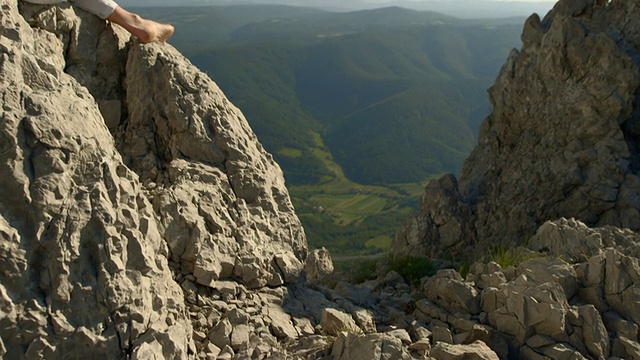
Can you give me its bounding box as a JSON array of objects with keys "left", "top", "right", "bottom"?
[
  {"left": 407, "top": 219, "right": 640, "bottom": 359},
  {"left": 120, "top": 41, "right": 307, "bottom": 289},
  {"left": 393, "top": 0, "right": 640, "bottom": 259},
  {"left": 0, "top": 2, "right": 191, "bottom": 358},
  {"left": 0, "top": 0, "right": 306, "bottom": 357}
]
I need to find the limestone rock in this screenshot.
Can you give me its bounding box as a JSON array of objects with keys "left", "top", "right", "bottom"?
[
  {"left": 208, "top": 318, "right": 232, "bottom": 349},
  {"left": 305, "top": 247, "right": 334, "bottom": 284},
  {"left": 321, "top": 308, "right": 359, "bottom": 335},
  {"left": 1, "top": 0, "right": 307, "bottom": 357},
  {"left": 386, "top": 329, "right": 412, "bottom": 345},
  {"left": 266, "top": 304, "right": 299, "bottom": 341},
  {"left": 8, "top": 0, "right": 640, "bottom": 359},
  {"left": 409, "top": 321, "right": 432, "bottom": 342},
  {"left": 123, "top": 41, "right": 307, "bottom": 289},
  {"left": 603, "top": 249, "right": 640, "bottom": 326},
  {"left": 15, "top": 0, "right": 308, "bottom": 293},
  {"left": 530, "top": 218, "right": 604, "bottom": 262},
  {"left": 602, "top": 311, "right": 640, "bottom": 341},
  {"left": 392, "top": 0, "right": 640, "bottom": 260},
  {"left": 617, "top": 337, "right": 640, "bottom": 359},
  {"left": 430, "top": 340, "right": 499, "bottom": 360},
  {"left": 515, "top": 257, "right": 578, "bottom": 300},
  {"left": 467, "top": 262, "right": 507, "bottom": 290},
  {"left": 335, "top": 281, "right": 376, "bottom": 309},
  {"left": 576, "top": 304, "right": 610, "bottom": 359},
  {"left": 330, "top": 332, "right": 408, "bottom": 360},
  {"left": 462, "top": 325, "right": 510, "bottom": 360},
  {"left": 1, "top": 1, "right": 192, "bottom": 358},
  {"left": 538, "top": 343, "right": 588, "bottom": 360},
  {"left": 230, "top": 324, "right": 250, "bottom": 351},
  {"left": 530, "top": 218, "right": 640, "bottom": 262},
  {"left": 486, "top": 278, "right": 568, "bottom": 344},
  {"left": 288, "top": 335, "right": 329, "bottom": 359},
  {"left": 432, "top": 326, "right": 454, "bottom": 344},
  {"left": 423, "top": 269, "right": 481, "bottom": 315}
]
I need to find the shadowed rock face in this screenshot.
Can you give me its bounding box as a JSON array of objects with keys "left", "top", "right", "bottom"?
[
  {"left": 393, "top": 0, "right": 640, "bottom": 260},
  {"left": 0, "top": 0, "right": 306, "bottom": 357}
]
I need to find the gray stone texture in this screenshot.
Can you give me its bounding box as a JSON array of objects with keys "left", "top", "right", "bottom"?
[
  {"left": 392, "top": 0, "right": 640, "bottom": 260},
  {"left": 0, "top": 0, "right": 306, "bottom": 358},
  {"left": 5, "top": 0, "right": 640, "bottom": 359}
]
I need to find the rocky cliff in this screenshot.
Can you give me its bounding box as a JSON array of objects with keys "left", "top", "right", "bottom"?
[
  {"left": 393, "top": 0, "right": 640, "bottom": 260},
  {"left": 0, "top": 0, "right": 306, "bottom": 357},
  {"left": 4, "top": 0, "right": 640, "bottom": 359}
]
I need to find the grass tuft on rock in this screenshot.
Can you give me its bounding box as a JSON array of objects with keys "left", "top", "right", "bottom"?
[{"left": 489, "top": 245, "right": 540, "bottom": 269}]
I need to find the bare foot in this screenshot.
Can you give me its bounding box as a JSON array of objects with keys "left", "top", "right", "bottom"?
[
  {"left": 137, "top": 19, "right": 174, "bottom": 44},
  {"left": 107, "top": 7, "right": 175, "bottom": 44}
]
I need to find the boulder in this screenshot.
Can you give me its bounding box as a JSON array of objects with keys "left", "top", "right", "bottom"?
[
  {"left": 530, "top": 218, "right": 640, "bottom": 262},
  {"left": 208, "top": 318, "right": 232, "bottom": 349},
  {"left": 468, "top": 262, "right": 507, "bottom": 290},
  {"left": 330, "top": 332, "right": 407, "bottom": 360},
  {"left": 321, "top": 308, "right": 359, "bottom": 335},
  {"left": 487, "top": 279, "right": 568, "bottom": 344},
  {"left": 305, "top": 247, "right": 334, "bottom": 284},
  {"left": 604, "top": 249, "right": 640, "bottom": 326},
  {"left": 579, "top": 305, "right": 610, "bottom": 359},
  {"left": 617, "top": 337, "right": 640, "bottom": 359},
  {"left": 409, "top": 321, "right": 432, "bottom": 342},
  {"left": 423, "top": 270, "right": 481, "bottom": 315},
  {"left": 602, "top": 311, "right": 640, "bottom": 341},
  {"left": 265, "top": 305, "right": 298, "bottom": 341},
  {"left": 386, "top": 329, "right": 412, "bottom": 345},
  {"left": 515, "top": 257, "right": 578, "bottom": 300},
  {"left": 530, "top": 218, "right": 604, "bottom": 262},
  {"left": 432, "top": 326, "right": 453, "bottom": 344},
  {"left": 430, "top": 340, "right": 500, "bottom": 360}
]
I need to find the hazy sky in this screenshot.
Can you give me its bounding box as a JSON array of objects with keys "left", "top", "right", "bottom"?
[{"left": 122, "top": 0, "right": 558, "bottom": 18}]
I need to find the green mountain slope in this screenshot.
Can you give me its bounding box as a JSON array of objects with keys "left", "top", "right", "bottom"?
[
  {"left": 176, "top": 12, "right": 521, "bottom": 185},
  {"left": 137, "top": 5, "right": 523, "bottom": 255},
  {"left": 325, "top": 84, "right": 478, "bottom": 183}
]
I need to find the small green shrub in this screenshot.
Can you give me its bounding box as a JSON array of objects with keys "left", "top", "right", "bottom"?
[
  {"left": 351, "top": 259, "right": 379, "bottom": 283},
  {"left": 387, "top": 256, "right": 437, "bottom": 286},
  {"left": 457, "top": 260, "right": 471, "bottom": 279},
  {"left": 489, "top": 245, "right": 540, "bottom": 269},
  {"left": 331, "top": 257, "right": 380, "bottom": 284}
]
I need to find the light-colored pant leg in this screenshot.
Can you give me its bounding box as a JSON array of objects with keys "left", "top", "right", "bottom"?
[
  {"left": 22, "top": 0, "right": 117, "bottom": 19},
  {"left": 70, "top": 0, "right": 118, "bottom": 19},
  {"left": 21, "top": 0, "right": 65, "bottom": 4}
]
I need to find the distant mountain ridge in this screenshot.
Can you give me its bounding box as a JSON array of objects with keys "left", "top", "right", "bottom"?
[{"left": 124, "top": 0, "right": 555, "bottom": 19}]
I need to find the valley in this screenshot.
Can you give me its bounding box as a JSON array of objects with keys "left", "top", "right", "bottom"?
[{"left": 135, "top": 5, "right": 524, "bottom": 255}]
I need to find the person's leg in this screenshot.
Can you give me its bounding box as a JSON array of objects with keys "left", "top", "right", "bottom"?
[
  {"left": 71, "top": 0, "right": 117, "bottom": 19},
  {"left": 21, "top": 0, "right": 66, "bottom": 4},
  {"left": 105, "top": 6, "right": 174, "bottom": 43},
  {"left": 71, "top": 0, "right": 174, "bottom": 43}
]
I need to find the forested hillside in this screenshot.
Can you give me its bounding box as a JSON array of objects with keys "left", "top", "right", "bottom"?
[
  {"left": 141, "top": 6, "right": 522, "bottom": 185},
  {"left": 136, "top": 5, "right": 523, "bottom": 254}
]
